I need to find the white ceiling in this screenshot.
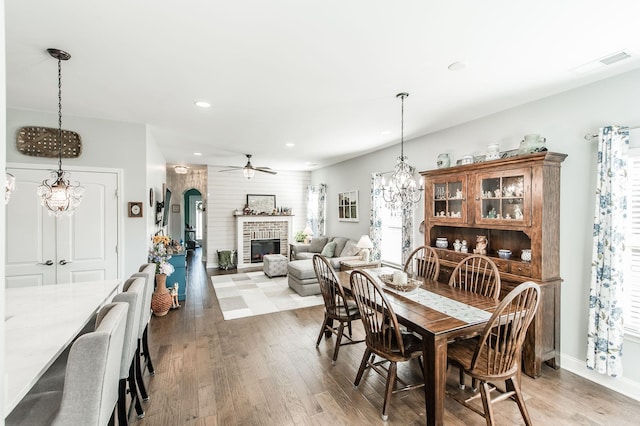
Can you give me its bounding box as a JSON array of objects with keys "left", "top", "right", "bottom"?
[{"left": 6, "top": 1, "right": 640, "bottom": 172}]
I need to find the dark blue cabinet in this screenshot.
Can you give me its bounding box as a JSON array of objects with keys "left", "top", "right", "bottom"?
[{"left": 168, "top": 252, "right": 186, "bottom": 301}]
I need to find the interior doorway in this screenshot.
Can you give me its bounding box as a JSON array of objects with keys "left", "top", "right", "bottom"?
[{"left": 184, "top": 188, "right": 203, "bottom": 251}]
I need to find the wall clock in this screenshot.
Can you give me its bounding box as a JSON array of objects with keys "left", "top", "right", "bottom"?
[
  {"left": 149, "top": 188, "right": 154, "bottom": 207},
  {"left": 128, "top": 202, "right": 143, "bottom": 218}
]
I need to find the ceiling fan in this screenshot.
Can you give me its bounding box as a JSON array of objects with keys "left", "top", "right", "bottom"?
[{"left": 218, "top": 154, "right": 277, "bottom": 179}]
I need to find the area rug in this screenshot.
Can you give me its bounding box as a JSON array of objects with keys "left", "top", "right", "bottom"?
[{"left": 211, "top": 271, "right": 324, "bottom": 320}]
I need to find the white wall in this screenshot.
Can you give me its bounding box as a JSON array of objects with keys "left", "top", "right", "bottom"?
[
  {"left": 145, "top": 126, "right": 167, "bottom": 242},
  {"left": 6, "top": 108, "right": 149, "bottom": 277},
  {"left": 206, "top": 167, "right": 310, "bottom": 267},
  {"left": 1, "top": 5, "right": 7, "bottom": 409},
  {"left": 312, "top": 68, "right": 640, "bottom": 400}
]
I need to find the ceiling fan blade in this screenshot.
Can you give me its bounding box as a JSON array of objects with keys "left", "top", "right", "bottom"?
[
  {"left": 218, "top": 167, "right": 244, "bottom": 172},
  {"left": 255, "top": 168, "right": 277, "bottom": 175}
]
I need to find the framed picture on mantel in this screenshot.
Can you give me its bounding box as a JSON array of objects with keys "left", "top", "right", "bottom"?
[
  {"left": 247, "top": 194, "right": 276, "bottom": 214},
  {"left": 338, "top": 190, "right": 358, "bottom": 222}
]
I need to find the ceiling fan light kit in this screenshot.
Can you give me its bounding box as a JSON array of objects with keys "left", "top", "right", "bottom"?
[{"left": 219, "top": 154, "right": 277, "bottom": 179}]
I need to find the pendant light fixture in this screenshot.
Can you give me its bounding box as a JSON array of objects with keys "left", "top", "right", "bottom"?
[
  {"left": 37, "top": 48, "right": 84, "bottom": 216},
  {"left": 381, "top": 92, "right": 423, "bottom": 205}
]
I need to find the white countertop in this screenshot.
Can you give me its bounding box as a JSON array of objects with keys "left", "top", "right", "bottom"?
[{"left": 4, "top": 279, "right": 121, "bottom": 417}]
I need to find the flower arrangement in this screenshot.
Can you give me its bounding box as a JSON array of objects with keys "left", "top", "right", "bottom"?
[{"left": 149, "top": 235, "right": 175, "bottom": 276}]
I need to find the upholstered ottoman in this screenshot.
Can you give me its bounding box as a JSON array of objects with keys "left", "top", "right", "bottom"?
[
  {"left": 263, "top": 254, "right": 288, "bottom": 278},
  {"left": 287, "top": 259, "right": 320, "bottom": 296}
]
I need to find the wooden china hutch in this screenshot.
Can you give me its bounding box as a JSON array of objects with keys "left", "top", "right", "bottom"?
[{"left": 420, "top": 151, "right": 567, "bottom": 378}]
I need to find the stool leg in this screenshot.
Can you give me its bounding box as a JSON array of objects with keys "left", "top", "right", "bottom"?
[
  {"left": 118, "top": 379, "right": 128, "bottom": 425},
  {"left": 128, "top": 362, "right": 145, "bottom": 419},
  {"left": 135, "top": 341, "right": 149, "bottom": 401},
  {"left": 142, "top": 325, "right": 155, "bottom": 375}
]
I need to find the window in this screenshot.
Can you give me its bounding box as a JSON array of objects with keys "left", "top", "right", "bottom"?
[
  {"left": 625, "top": 147, "right": 640, "bottom": 335},
  {"left": 379, "top": 201, "right": 402, "bottom": 266}
]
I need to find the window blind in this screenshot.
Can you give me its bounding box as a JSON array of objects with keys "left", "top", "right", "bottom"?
[{"left": 625, "top": 149, "right": 640, "bottom": 335}]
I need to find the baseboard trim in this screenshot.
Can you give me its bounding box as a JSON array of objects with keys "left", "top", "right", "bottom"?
[{"left": 561, "top": 354, "right": 640, "bottom": 401}]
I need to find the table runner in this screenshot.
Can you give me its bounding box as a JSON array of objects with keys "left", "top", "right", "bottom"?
[{"left": 383, "top": 285, "right": 492, "bottom": 324}]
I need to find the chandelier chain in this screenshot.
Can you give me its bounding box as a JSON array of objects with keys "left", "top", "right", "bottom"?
[{"left": 57, "top": 56, "right": 63, "bottom": 172}]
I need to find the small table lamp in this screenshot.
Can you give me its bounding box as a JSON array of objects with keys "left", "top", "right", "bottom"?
[
  {"left": 303, "top": 225, "right": 314, "bottom": 244},
  {"left": 357, "top": 235, "right": 374, "bottom": 262}
]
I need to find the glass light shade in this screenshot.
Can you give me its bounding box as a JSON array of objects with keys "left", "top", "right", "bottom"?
[
  {"left": 174, "top": 165, "right": 188, "bottom": 174},
  {"left": 37, "top": 171, "right": 84, "bottom": 217},
  {"left": 243, "top": 168, "right": 256, "bottom": 179}
]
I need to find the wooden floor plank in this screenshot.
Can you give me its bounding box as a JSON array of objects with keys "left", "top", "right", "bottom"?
[{"left": 131, "top": 248, "right": 640, "bottom": 425}]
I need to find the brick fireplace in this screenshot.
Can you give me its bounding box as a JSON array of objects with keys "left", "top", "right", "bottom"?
[{"left": 236, "top": 215, "right": 293, "bottom": 268}]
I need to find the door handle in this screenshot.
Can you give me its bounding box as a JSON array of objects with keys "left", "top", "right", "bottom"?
[
  {"left": 59, "top": 259, "right": 71, "bottom": 265},
  {"left": 39, "top": 260, "right": 54, "bottom": 266}
]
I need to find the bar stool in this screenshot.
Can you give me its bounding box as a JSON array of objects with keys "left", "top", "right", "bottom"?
[
  {"left": 131, "top": 263, "right": 156, "bottom": 401},
  {"left": 113, "top": 277, "right": 146, "bottom": 424},
  {"left": 6, "top": 302, "right": 128, "bottom": 425}
]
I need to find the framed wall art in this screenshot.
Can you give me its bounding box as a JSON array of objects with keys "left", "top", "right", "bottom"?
[
  {"left": 338, "top": 190, "right": 358, "bottom": 222},
  {"left": 172, "top": 204, "right": 180, "bottom": 213},
  {"left": 246, "top": 194, "right": 276, "bottom": 214}
]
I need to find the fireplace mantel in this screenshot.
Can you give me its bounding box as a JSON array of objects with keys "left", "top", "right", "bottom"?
[{"left": 236, "top": 215, "right": 293, "bottom": 268}]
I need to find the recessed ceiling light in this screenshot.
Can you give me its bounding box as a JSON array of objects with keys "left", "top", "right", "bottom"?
[
  {"left": 285, "top": 143, "right": 295, "bottom": 147},
  {"left": 447, "top": 61, "right": 467, "bottom": 71},
  {"left": 380, "top": 130, "right": 392, "bottom": 136},
  {"left": 193, "top": 152, "right": 202, "bottom": 156},
  {"left": 194, "top": 100, "right": 211, "bottom": 108},
  {"left": 305, "top": 162, "right": 318, "bottom": 166}
]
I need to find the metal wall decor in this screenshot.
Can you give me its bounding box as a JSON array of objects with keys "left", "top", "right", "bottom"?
[{"left": 17, "top": 126, "right": 82, "bottom": 158}]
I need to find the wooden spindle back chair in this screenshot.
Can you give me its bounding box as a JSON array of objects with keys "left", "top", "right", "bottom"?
[
  {"left": 447, "top": 281, "right": 541, "bottom": 426},
  {"left": 312, "top": 255, "right": 362, "bottom": 363},
  {"left": 449, "top": 254, "right": 501, "bottom": 300},
  {"left": 404, "top": 245, "right": 440, "bottom": 281},
  {"left": 350, "top": 270, "right": 424, "bottom": 421}
]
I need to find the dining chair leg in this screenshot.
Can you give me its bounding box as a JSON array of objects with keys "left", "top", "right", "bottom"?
[
  {"left": 347, "top": 318, "right": 353, "bottom": 337},
  {"left": 458, "top": 366, "right": 466, "bottom": 389},
  {"left": 331, "top": 322, "right": 345, "bottom": 364},
  {"left": 381, "top": 361, "right": 397, "bottom": 421},
  {"left": 142, "top": 326, "right": 155, "bottom": 375},
  {"left": 135, "top": 342, "right": 149, "bottom": 401},
  {"left": 508, "top": 376, "right": 533, "bottom": 426},
  {"left": 353, "top": 348, "right": 372, "bottom": 388},
  {"left": 479, "top": 381, "right": 494, "bottom": 426},
  {"left": 316, "top": 314, "right": 329, "bottom": 346}
]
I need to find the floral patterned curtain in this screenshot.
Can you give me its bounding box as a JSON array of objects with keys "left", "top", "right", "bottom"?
[
  {"left": 370, "top": 173, "right": 414, "bottom": 264},
  {"left": 306, "top": 184, "right": 327, "bottom": 237},
  {"left": 370, "top": 174, "right": 384, "bottom": 261},
  {"left": 587, "top": 125, "right": 629, "bottom": 377}
]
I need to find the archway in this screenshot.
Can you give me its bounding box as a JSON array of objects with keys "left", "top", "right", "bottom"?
[{"left": 184, "top": 188, "right": 203, "bottom": 250}]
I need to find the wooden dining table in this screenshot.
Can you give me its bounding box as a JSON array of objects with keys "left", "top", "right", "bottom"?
[
  {"left": 336, "top": 268, "right": 499, "bottom": 426},
  {"left": 4, "top": 279, "right": 121, "bottom": 417}
]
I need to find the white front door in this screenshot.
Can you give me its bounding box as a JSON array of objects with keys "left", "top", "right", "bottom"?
[{"left": 5, "top": 167, "right": 119, "bottom": 287}]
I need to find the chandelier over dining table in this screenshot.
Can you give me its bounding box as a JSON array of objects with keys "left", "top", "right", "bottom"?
[{"left": 381, "top": 92, "right": 424, "bottom": 205}]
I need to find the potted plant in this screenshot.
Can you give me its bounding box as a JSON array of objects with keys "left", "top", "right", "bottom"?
[
  {"left": 294, "top": 230, "right": 306, "bottom": 243},
  {"left": 149, "top": 235, "right": 175, "bottom": 316}
]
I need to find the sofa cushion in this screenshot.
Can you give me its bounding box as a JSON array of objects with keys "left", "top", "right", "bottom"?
[
  {"left": 320, "top": 241, "right": 337, "bottom": 257},
  {"left": 330, "top": 237, "right": 349, "bottom": 257},
  {"left": 342, "top": 240, "right": 361, "bottom": 257},
  {"left": 309, "top": 237, "right": 328, "bottom": 253}
]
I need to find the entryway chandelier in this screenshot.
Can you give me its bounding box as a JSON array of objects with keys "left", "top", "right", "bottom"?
[
  {"left": 381, "top": 92, "right": 423, "bottom": 205},
  {"left": 37, "top": 48, "right": 84, "bottom": 216}
]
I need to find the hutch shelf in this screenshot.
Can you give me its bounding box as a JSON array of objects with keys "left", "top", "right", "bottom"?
[{"left": 420, "top": 151, "right": 567, "bottom": 377}]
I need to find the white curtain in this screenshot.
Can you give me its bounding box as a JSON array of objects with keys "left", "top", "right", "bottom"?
[{"left": 306, "top": 184, "right": 326, "bottom": 237}]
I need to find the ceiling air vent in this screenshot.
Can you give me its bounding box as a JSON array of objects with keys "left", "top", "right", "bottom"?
[{"left": 599, "top": 51, "right": 631, "bottom": 65}]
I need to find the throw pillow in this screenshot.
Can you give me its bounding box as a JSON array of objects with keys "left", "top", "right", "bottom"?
[
  {"left": 342, "top": 240, "right": 361, "bottom": 257},
  {"left": 331, "top": 237, "right": 348, "bottom": 257},
  {"left": 309, "top": 236, "right": 329, "bottom": 253},
  {"left": 320, "top": 241, "right": 337, "bottom": 257}
]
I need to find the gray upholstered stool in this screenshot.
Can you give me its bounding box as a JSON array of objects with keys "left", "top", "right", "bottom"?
[{"left": 263, "top": 254, "right": 288, "bottom": 278}]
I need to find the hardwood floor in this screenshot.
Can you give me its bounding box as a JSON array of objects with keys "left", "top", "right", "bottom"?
[{"left": 134, "top": 249, "right": 640, "bottom": 425}]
